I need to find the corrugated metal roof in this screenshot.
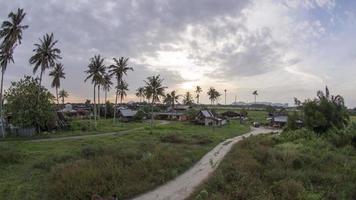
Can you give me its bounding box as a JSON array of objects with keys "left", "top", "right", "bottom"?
[
  {"left": 119, "top": 109, "right": 137, "bottom": 117},
  {"left": 201, "top": 110, "right": 213, "bottom": 118},
  {"left": 274, "top": 116, "right": 288, "bottom": 123}
]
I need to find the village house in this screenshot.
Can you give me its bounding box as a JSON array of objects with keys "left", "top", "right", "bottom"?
[
  {"left": 195, "top": 110, "right": 227, "bottom": 126},
  {"left": 117, "top": 109, "right": 137, "bottom": 122}
]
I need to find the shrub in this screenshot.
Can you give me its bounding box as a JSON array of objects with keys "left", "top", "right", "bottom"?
[
  {"left": 271, "top": 179, "right": 305, "bottom": 200},
  {"left": 0, "top": 145, "right": 23, "bottom": 165}
]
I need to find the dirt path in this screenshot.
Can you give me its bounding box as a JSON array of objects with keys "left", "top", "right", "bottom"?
[
  {"left": 29, "top": 120, "right": 170, "bottom": 142},
  {"left": 131, "top": 127, "right": 280, "bottom": 200}
]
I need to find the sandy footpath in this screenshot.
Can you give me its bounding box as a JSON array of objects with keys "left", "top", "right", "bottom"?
[{"left": 131, "top": 127, "right": 279, "bottom": 200}]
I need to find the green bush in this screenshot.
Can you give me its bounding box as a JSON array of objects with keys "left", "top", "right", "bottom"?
[{"left": 0, "top": 145, "right": 23, "bottom": 165}]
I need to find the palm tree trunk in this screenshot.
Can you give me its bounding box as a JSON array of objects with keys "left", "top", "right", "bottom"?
[
  {"left": 0, "top": 70, "right": 5, "bottom": 138},
  {"left": 150, "top": 97, "right": 154, "bottom": 132},
  {"left": 113, "top": 88, "right": 118, "bottom": 123},
  {"left": 104, "top": 90, "right": 107, "bottom": 119},
  {"left": 254, "top": 95, "right": 256, "bottom": 104},
  {"left": 37, "top": 70, "right": 43, "bottom": 133},
  {"left": 93, "top": 84, "right": 97, "bottom": 128},
  {"left": 97, "top": 85, "right": 100, "bottom": 119},
  {"left": 56, "top": 87, "right": 59, "bottom": 107}
]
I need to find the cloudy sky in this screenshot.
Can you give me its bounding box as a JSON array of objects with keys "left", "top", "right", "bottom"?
[{"left": 1, "top": 0, "right": 356, "bottom": 107}]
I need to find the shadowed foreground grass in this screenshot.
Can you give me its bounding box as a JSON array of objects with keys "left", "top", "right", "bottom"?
[
  {"left": 190, "top": 124, "right": 356, "bottom": 200},
  {"left": 0, "top": 120, "right": 249, "bottom": 200}
]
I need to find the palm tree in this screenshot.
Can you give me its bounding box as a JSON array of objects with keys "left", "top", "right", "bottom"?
[
  {"left": 144, "top": 75, "right": 166, "bottom": 130},
  {"left": 253, "top": 90, "right": 258, "bottom": 104},
  {"left": 164, "top": 90, "right": 180, "bottom": 108},
  {"left": 109, "top": 57, "right": 133, "bottom": 122},
  {"left": 49, "top": 63, "right": 65, "bottom": 106},
  {"left": 58, "top": 89, "right": 68, "bottom": 105},
  {"left": 195, "top": 86, "right": 202, "bottom": 104},
  {"left": 29, "top": 33, "right": 61, "bottom": 90},
  {"left": 224, "top": 89, "right": 227, "bottom": 105},
  {"left": 0, "top": 8, "right": 28, "bottom": 137},
  {"left": 102, "top": 73, "right": 112, "bottom": 118},
  {"left": 117, "top": 80, "right": 129, "bottom": 104},
  {"left": 207, "top": 87, "right": 220, "bottom": 105},
  {"left": 183, "top": 91, "right": 194, "bottom": 105},
  {"left": 136, "top": 87, "right": 145, "bottom": 103},
  {"left": 84, "top": 55, "right": 106, "bottom": 127}
]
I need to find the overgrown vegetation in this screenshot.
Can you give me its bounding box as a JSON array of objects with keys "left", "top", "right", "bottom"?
[{"left": 190, "top": 124, "right": 356, "bottom": 200}]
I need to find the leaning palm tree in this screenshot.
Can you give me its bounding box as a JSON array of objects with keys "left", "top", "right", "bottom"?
[
  {"left": 195, "top": 86, "right": 202, "bottom": 104},
  {"left": 117, "top": 80, "right": 129, "bottom": 104},
  {"left": 253, "top": 90, "right": 258, "bottom": 104},
  {"left": 144, "top": 75, "right": 166, "bottom": 130},
  {"left": 84, "top": 55, "right": 106, "bottom": 127},
  {"left": 0, "top": 8, "right": 28, "bottom": 137},
  {"left": 136, "top": 87, "right": 145, "bottom": 103},
  {"left": 109, "top": 57, "right": 133, "bottom": 122},
  {"left": 102, "top": 73, "right": 112, "bottom": 118},
  {"left": 29, "top": 33, "right": 61, "bottom": 90},
  {"left": 58, "top": 89, "right": 68, "bottom": 106},
  {"left": 49, "top": 63, "right": 65, "bottom": 106}
]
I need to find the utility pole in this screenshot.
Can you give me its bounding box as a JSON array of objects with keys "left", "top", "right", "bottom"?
[{"left": 224, "top": 89, "right": 227, "bottom": 105}]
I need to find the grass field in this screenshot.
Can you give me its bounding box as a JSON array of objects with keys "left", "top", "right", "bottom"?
[
  {"left": 0, "top": 120, "right": 249, "bottom": 200},
  {"left": 190, "top": 124, "right": 356, "bottom": 200}
]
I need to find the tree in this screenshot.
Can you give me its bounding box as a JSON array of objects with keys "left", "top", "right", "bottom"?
[
  {"left": 207, "top": 87, "right": 220, "bottom": 105},
  {"left": 0, "top": 8, "right": 28, "bottom": 137},
  {"left": 144, "top": 75, "right": 166, "bottom": 130},
  {"left": 109, "top": 57, "right": 133, "bottom": 122},
  {"left": 301, "top": 86, "right": 349, "bottom": 133},
  {"left": 4, "top": 76, "right": 55, "bottom": 131},
  {"left": 84, "top": 55, "right": 106, "bottom": 127},
  {"left": 252, "top": 90, "right": 258, "bottom": 104},
  {"left": 136, "top": 87, "right": 145, "bottom": 103},
  {"left": 49, "top": 63, "right": 65, "bottom": 106},
  {"left": 183, "top": 91, "right": 194, "bottom": 105},
  {"left": 29, "top": 33, "right": 61, "bottom": 90},
  {"left": 195, "top": 86, "right": 202, "bottom": 104},
  {"left": 102, "top": 73, "right": 112, "bottom": 118},
  {"left": 58, "top": 89, "right": 68, "bottom": 106},
  {"left": 164, "top": 90, "right": 180, "bottom": 108},
  {"left": 117, "top": 80, "right": 128, "bottom": 104}
]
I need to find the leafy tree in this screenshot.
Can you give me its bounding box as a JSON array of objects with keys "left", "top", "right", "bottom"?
[
  {"left": 144, "top": 75, "right": 166, "bottom": 130},
  {"left": 58, "top": 89, "right": 68, "bottom": 106},
  {"left": 207, "top": 87, "right": 221, "bottom": 105},
  {"left": 117, "top": 80, "right": 128, "bottom": 104},
  {"left": 29, "top": 33, "right": 61, "bottom": 90},
  {"left": 109, "top": 57, "right": 133, "bottom": 122},
  {"left": 136, "top": 87, "right": 145, "bottom": 103},
  {"left": 183, "top": 91, "right": 194, "bottom": 105},
  {"left": 302, "top": 86, "right": 349, "bottom": 133},
  {"left": 195, "top": 86, "right": 202, "bottom": 104},
  {"left": 84, "top": 55, "right": 106, "bottom": 127},
  {"left": 49, "top": 63, "right": 65, "bottom": 106},
  {"left": 253, "top": 90, "right": 258, "bottom": 104},
  {"left": 287, "top": 111, "right": 299, "bottom": 130},
  {"left": 0, "top": 8, "right": 28, "bottom": 137},
  {"left": 4, "top": 76, "right": 55, "bottom": 131},
  {"left": 164, "top": 90, "right": 180, "bottom": 108}
]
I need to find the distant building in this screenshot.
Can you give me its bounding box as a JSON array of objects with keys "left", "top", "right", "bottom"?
[
  {"left": 117, "top": 109, "right": 137, "bottom": 122},
  {"left": 195, "top": 110, "right": 226, "bottom": 126}
]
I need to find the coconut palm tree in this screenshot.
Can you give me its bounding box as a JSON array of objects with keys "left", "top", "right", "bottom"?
[
  {"left": 253, "top": 90, "right": 258, "bottom": 104},
  {"left": 102, "top": 73, "right": 112, "bottom": 118},
  {"left": 29, "top": 33, "right": 61, "bottom": 90},
  {"left": 58, "top": 89, "right": 68, "bottom": 106},
  {"left": 84, "top": 55, "right": 106, "bottom": 127},
  {"left": 49, "top": 63, "right": 65, "bottom": 106},
  {"left": 144, "top": 75, "right": 166, "bottom": 130},
  {"left": 183, "top": 91, "right": 194, "bottom": 105},
  {"left": 109, "top": 57, "right": 133, "bottom": 122},
  {"left": 164, "top": 90, "right": 180, "bottom": 108},
  {"left": 195, "top": 86, "right": 202, "bottom": 104},
  {"left": 207, "top": 87, "right": 221, "bottom": 105},
  {"left": 117, "top": 80, "right": 129, "bottom": 104},
  {"left": 0, "top": 8, "right": 28, "bottom": 137},
  {"left": 136, "top": 87, "right": 145, "bottom": 103}
]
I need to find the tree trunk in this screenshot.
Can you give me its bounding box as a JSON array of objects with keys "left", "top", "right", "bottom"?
[
  {"left": 56, "top": 87, "right": 59, "bottom": 107},
  {"left": 104, "top": 90, "right": 107, "bottom": 119},
  {"left": 93, "top": 84, "right": 97, "bottom": 128},
  {"left": 150, "top": 97, "right": 154, "bottom": 132},
  {"left": 113, "top": 88, "right": 118, "bottom": 123},
  {"left": 37, "top": 70, "right": 43, "bottom": 133},
  {"left": 97, "top": 85, "right": 100, "bottom": 119},
  {"left": 0, "top": 70, "right": 5, "bottom": 138}
]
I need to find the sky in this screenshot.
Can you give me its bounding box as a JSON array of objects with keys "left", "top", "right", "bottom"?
[{"left": 1, "top": 0, "right": 356, "bottom": 107}]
